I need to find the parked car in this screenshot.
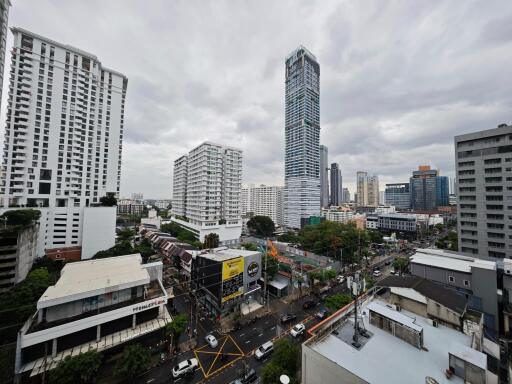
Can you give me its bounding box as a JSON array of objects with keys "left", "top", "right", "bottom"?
[
  {"left": 373, "top": 270, "right": 382, "bottom": 277},
  {"left": 172, "top": 358, "right": 198, "bottom": 379},
  {"left": 228, "top": 368, "right": 258, "bottom": 384},
  {"left": 302, "top": 300, "right": 317, "bottom": 310},
  {"left": 205, "top": 334, "right": 218, "bottom": 348},
  {"left": 315, "top": 309, "right": 330, "bottom": 320},
  {"left": 280, "top": 313, "right": 297, "bottom": 324},
  {"left": 290, "top": 323, "right": 306, "bottom": 338},
  {"left": 254, "top": 341, "right": 274, "bottom": 360}
]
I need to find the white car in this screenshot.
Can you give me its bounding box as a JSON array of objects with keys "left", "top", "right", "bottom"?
[
  {"left": 172, "top": 358, "right": 198, "bottom": 378},
  {"left": 290, "top": 323, "right": 306, "bottom": 338},
  {"left": 373, "top": 270, "right": 382, "bottom": 277},
  {"left": 254, "top": 341, "right": 274, "bottom": 360},
  {"left": 205, "top": 334, "right": 218, "bottom": 348}
]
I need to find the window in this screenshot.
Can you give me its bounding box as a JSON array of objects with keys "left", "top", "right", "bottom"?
[
  {"left": 448, "top": 276, "right": 455, "bottom": 283},
  {"left": 463, "top": 280, "right": 470, "bottom": 287}
]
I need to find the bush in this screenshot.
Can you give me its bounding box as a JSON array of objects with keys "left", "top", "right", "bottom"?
[
  {"left": 324, "top": 294, "right": 352, "bottom": 312},
  {"left": 114, "top": 344, "right": 151, "bottom": 380},
  {"left": 0, "top": 209, "right": 41, "bottom": 227},
  {"left": 49, "top": 350, "right": 102, "bottom": 384}
]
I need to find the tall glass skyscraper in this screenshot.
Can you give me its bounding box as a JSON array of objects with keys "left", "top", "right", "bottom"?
[
  {"left": 284, "top": 46, "right": 320, "bottom": 228},
  {"left": 320, "top": 145, "right": 329, "bottom": 208}
]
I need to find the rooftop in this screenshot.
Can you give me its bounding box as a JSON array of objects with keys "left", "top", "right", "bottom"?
[
  {"left": 199, "top": 247, "right": 260, "bottom": 262},
  {"left": 37, "top": 254, "right": 149, "bottom": 308},
  {"left": 305, "top": 296, "right": 483, "bottom": 384},
  {"left": 411, "top": 249, "right": 496, "bottom": 273}
]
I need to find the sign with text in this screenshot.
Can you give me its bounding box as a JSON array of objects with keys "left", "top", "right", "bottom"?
[{"left": 221, "top": 257, "right": 244, "bottom": 303}]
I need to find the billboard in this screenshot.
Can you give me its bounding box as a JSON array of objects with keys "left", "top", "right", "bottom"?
[{"left": 221, "top": 257, "right": 244, "bottom": 303}]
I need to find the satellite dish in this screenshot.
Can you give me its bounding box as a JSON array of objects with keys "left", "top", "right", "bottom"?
[{"left": 280, "top": 375, "right": 290, "bottom": 384}]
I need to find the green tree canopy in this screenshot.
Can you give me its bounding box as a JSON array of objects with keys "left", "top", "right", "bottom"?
[
  {"left": 92, "top": 240, "right": 134, "bottom": 259},
  {"left": 117, "top": 228, "right": 135, "bottom": 242},
  {"left": 99, "top": 193, "right": 117, "bottom": 206},
  {"left": 165, "top": 314, "right": 188, "bottom": 347},
  {"left": 204, "top": 233, "right": 220, "bottom": 249},
  {"left": 324, "top": 294, "right": 352, "bottom": 312},
  {"left": 277, "top": 231, "right": 300, "bottom": 244},
  {"left": 0, "top": 209, "right": 41, "bottom": 227},
  {"left": 114, "top": 344, "right": 151, "bottom": 380},
  {"left": 264, "top": 254, "right": 279, "bottom": 280},
  {"left": 261, "top": 339, "right": 299, "bottom": 384},
  {"left": 247, "top": 215, "right": 275, "bottom": 237},
  {"left": 49, "top": 350, "right": 102, "bottom": 384},
  {"left": 242, "top": 242, "right": 258, "bottom": 251},
  {"left": 393, "top": 257, "right": 409, "bottom": 273}
]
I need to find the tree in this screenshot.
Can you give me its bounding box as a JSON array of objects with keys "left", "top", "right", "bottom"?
[
  {"left": 246, "top": 215, "right": 275, "bottom": 237},
  {"left": 242, "top": 242, "right": 258, "bottom": 251},
  {"left": 277, "top": 231, "right": 300, "bottom": 244},
  {"left": 99, "top": 193, "right": 117, "bottom": 206},
  {"left": 117, "top": 228, "right": 135, "bottom": 242},
  {"left": 204, "top": 233, "right": 219, "bottom": 249},
  {"left": 324, "top": 294, "right": 352, "bottom": 312},
  {"left": 165, "top": 314, "right": 188, "bottom": 349},
  {"left": 436, "top": 230, "right": 458, "bottom": 251},
  {"left": 92, "top": 241, "right": 134, "bottom": 259},
  {"left": 49, "top": 350, "right": 102, "bottom": 384},
  {"left": 261, "top": 362, "right": 284, "bottom": 384},
  {"left": 261, "top": 339, "right": 299, "bottom": 384},
  {"left": 0, "top": 209, "right": 41, "bottom": 227},
  {"left": 114, "top": 344, "right": 151, "bottom": 380},
  {"left": 134, "top": 238, "right": 154, "bottom": 260},
  {"left": 393, "top": 257, "right": 409, "bottom": 274},
  {"left": 264, "top": 254, "right": 279, "bottom": 280}
]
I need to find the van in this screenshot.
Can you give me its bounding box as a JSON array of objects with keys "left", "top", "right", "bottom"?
[{"left": 254, "top": 341, "right": 274, "bottom": 360}]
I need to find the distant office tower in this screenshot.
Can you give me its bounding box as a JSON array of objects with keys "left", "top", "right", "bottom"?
[
  {"left": 455, "top": 123, "right": 512, "bottom": 259},
  {"left": 131, "top": 192, "right": 143, "bottom": 201},
  {"left": 342, "top": 188, "right": 350, "bottom": 203},
  {"left": 330, "top": 163, "right": 342, "bottom": 205},
  {"left": 384, "top": 183, "right": 411, "bottom": 210},
  {"left": 368, "top": 175, "right": 380, "bottom": 206},
  {"left": 284, "top": 46, "right": 321, "bottom": 228},
  {"left": 410, "top": 166, "right": 448, "bottom": 212},
  {"left": 356, "top": 171, "right": 368, "bottom": 205},
  {"left": 0, "top": 28, "right": 127, "bottom": 259},
  {"left": 0, "top": 0, "right": 10, "bottom": 108},
  {"left": 171, "top": 142, "right": 242, "bottom": 244},
  {"left": 320, "top": 145, "right": 329, "bottom": 208},
  {"left": 242, "top": 184, "right": 284, "bottom": 226}
]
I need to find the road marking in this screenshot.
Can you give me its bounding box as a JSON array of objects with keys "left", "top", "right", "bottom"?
[
  {"left": 146, "top": 379, "right": 155, "bottom": 383},
  {"left": 205, "top": 336, "right": 230, "bottom": 376},
  {"left": 239, "top": 333, "right": 245, "bottom": 336},
  {"left": 258, "top": 333, "right": 263, "bottom": 337},
  {"left": 252, "top": 327, "right": 257, "bottom": 331},
  {"left": 270, "top": 326, "right": 275, "bottom": 330},
  {"left": 245, "top": 340, "right": 251, "bottom": 344}
]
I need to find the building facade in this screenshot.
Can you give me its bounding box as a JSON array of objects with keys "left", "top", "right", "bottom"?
[
  {"left": 455, "top": 123, "right": 512, "bottom": 259},
  {"left": 330, "top": 163, "right": 342, "bottom": 206},
  {"left": 0, "top": 0, "right": 10, "bottom": 107},
  {"left": 356, "top": 171, "right": 368, "bottom": 206},
  {"left": 241, "top": 184, "right": 283, "bottom": 226},
  {"left": 320, "top": 145, "right": 329, "bottom": 208},
  {"left": 284, "top": 46, "right": 321, "bottom": 228},
  {"left": 367, "top": 175, "right": 379, "bottom": 206},
  {"left": 171, "top": 142, "right": 243, "bottom": 243},
  {"left": 410, "top": 166, "right": 449, "bottom": 212},
  {"left": 0, "top": 28, "right": 126, "bottom": 256},
  {"left": 384, "top": 183, "right": 411, "bottom": 210},
  {"left": 342, "top": 187, "right": 350, "bottom": 203}
]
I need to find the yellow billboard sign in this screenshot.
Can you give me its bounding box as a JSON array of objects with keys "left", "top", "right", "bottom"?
[
  {"left": 221, "top": 257, "right": 244, "bottom": 303},
  {"left": 222, "top": 257, "right": 244, "bottom": 281}
]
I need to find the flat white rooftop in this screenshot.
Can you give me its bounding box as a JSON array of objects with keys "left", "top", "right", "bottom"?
[
  {"left": 308, "top": 298, "right": 480, "bottom": 384},
  {"left": 411, "top": 249, "right": 496, "bottom": 273},
  {"left": 38, "top": 254, "right": 149, "bottom": 308},
  {"left": 199, "top": 247, "right": 260, "bottom": 262}
]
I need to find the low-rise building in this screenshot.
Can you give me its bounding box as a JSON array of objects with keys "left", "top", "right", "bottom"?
[
  {"left": 302, "top": 292, "right": 499, "bottom": 384},
  {"left": 192, "top": 248, "right": 262, "bottom": 317},
  {"left": 15, "top": 254, "right": 170, "bottom": 380},
  {"left": 117, "top": 199, "right": 145, "bottom": 216}
]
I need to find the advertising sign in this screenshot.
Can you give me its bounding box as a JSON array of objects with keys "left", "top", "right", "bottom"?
[{"left": 221, "top": 257, "right": 244, "bottom": 303}]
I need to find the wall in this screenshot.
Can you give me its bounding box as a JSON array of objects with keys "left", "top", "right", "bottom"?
[
  {"left": 388, "top": 292, "right": 428, "bottom": 318},
  {"left": 470, "top": 266, "right": 499, "bottom": 331},
  {"left": 81, "top": 207, "right": 116, "bottom": 260},
  {"left": 410, "top": 263, "right": 472, "bottom": 290},
  {"left": 302, "top": 343, "right": 367, "bottom": 384},
  {"left": 426, "top": 299, "right": 461, "bottom": 329},
  {"left": 15, "top": 224, "right": 39, "bottom": 283}
]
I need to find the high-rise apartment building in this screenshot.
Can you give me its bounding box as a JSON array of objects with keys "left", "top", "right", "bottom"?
[
  {"left": 0, "top": 28, "right": 127, "bottom": 259},
  {"left": 356, "top": 171, "right": 368, "bottom": 206},
  {"left": 330, "top": 162, "right": 342, "bottom": 206},
  {"left": 320, "top": 145, "right": 329, "bottom": 208},
  {"left": 0, "top": 0, "right": 10, "bottom": 107},
  {"left": 455, "top": 123, "right": 512, "bottom": 259},
  {"left": 368, "top": 175, "right": 380, "bottom": 206},
  {"left": 385, "top": 183, "right": 411, "bottom": 210},
  {"left": 284, "top": 46, "right": 320, "bottom": 228},
  {"left": 242, "top": 184, "right": 284, "bottom": 226},
  {"left": 410, "top": 165, "right": 449, "bottom": 212},
  {"left": 342, "top": 187, "right": 350, "bottom": 203},
  {"left": 171, "top": 142, "right": 242, "bottom": 244}
]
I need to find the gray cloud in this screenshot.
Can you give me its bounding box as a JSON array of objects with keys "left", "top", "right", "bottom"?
[{"left": 1, "top": 0, "right": 511, "bottom": 197}]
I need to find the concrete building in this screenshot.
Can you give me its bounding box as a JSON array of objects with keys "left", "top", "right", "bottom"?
[
  {"left": 15, "top": 254, "right": 170, "bottom": 379},
  {"left": 320, "top": 145, "right": 329, "bottom": 208},
  {"left": 503, "top": 259, "right": 512, "bottom": 336},
  {"left": 117, "top": 199, "right": 145, "bottom": 216},
  {"left": 0, "top": 28, "right": 127, "bottom": 258},
  {"left": 131, "top": 192, "right": 143, "bottom": 201},
  {"left": 330, "top": 163, "right": 342, "bottom": 206},
  {"left": 410, "top": 248, "right": 499, "bottom": 331},
  {"left": 454, "top": 123, "right": 512, "bottom": 259},
  {"left": 302, "top": 292, "right": 498, "bottom": 384},
  {"left": 410, "top": 166, "right": 449, "bottom": 212},
  {"left": 384, "top": 182, "right": 411, "bottom": 210},
  {"left": 0, "top": 218, "right": 38, "bottom": 291},
  {"left": 192, "top": 247, "right": 262, "bottom": 316},
  {"left": 284, "top": 46, "right": 321, "bottom": 229},
  {"left": 171, "top": 142, "right": 243, "bottom": 244},
  {"left": 356, "top": 171, "right": 368, "bottom": 206},
  {"left": 241, "top": 184, "right": 283, "bottom": 226},
  {"left": 321, "top": 207, "right": 355, "bottom": 224},
  {"left": 368, "top": 175, "right": 380, "bottom": 206},
  {"left": 342, "top": 187, "right": 350, "bottom": 203},
  {"left": 0, "top": 0, "right": 10, "bottom": 108}
]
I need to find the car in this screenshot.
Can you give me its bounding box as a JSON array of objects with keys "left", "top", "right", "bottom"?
[
  {"left": 172, "top": 358, "right": 198, "bottom": 378},
  {"left": 205, "top": 334, "right": 218, "bottom": 348},
  {"left": 290, "top": 323, "right": 306, "bottom": 337},
  {"left": 384, "top": 260, "right": 392, "bottom": 266},
  {"left": 373, "top": 270, "right": 382, "bottom": 277},
  {"left": 315, "top": 309, "right": 330, "bottom": 320},
  {"left": 302, "top": 300, "right": 317, "bottom": 310},
  {"left": 254, "top": 341, "right": 274, "bottom": 360},
  {"left": 336, "top": 275, "right": 346, "bottom": 284},
  {"left": 228, "top": 368, "right": 258, "bottom": 384},
  {"left": 280, "top": 313, "right": 297, "bottom": 324}
]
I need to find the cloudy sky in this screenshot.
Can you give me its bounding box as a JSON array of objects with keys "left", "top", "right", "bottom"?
[{"left": 2, "top": 0, "right": 511, "bottom": 198}]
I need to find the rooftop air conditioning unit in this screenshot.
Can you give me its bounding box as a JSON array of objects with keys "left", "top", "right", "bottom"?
[{"left": 432, "top": 319, "right": 438, "bottom": 328}]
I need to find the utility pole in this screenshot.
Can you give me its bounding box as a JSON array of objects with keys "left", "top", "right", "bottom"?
[{"left": 264, "top": 237, "right": 268, "bottom": 310}]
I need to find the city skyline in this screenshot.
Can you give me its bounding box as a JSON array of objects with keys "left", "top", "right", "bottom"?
[{"left": 1, "top": 1, "right": 511, "bottom": 198}]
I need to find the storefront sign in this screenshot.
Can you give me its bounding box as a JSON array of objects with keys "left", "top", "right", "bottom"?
[
  {"left": 132, "top": 298, "right": 165, "bottom": 313},
  {"left": 247, "top": 261, "right": 259, "bottom": 277},
  {"left": 221, "top": 257, "right": 244, "bottom": 303}
]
